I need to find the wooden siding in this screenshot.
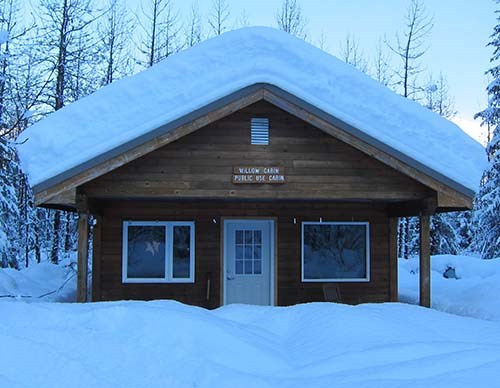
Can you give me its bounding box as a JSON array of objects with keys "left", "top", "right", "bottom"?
[
  {"left": 83, "top": 101, "right": 436, "bottom": 305},
  {"left": 93, "top": 200, "right": 391, "bottom": 307},
  {"left": 82, "top": 101, "right": 434, "bottom": 202}
]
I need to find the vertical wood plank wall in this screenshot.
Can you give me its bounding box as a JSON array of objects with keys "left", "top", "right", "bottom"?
[
  {"left": 93, "top": 200, "right": 390, "bottom": 307},
  {"left": 82, "top": 101, "right": 433, "bottom": 201}
]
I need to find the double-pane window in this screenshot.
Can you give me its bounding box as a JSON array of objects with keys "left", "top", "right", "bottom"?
[{"left": 123, "top": 221, "right": 195, "bottom": 283}]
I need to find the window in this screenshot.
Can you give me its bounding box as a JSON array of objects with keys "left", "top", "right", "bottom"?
[
  {"left": 122, "top": 221, "right": 195, "bottom": 283},
  {"left": 301, "top": 222, "right": 369, "bottom": 282},
  {"left": 251, "top": 117, "right": 269, "bottom": 145}
]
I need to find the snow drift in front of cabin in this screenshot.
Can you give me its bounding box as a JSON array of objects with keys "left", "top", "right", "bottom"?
[
  {"left": 16, "top": 27, "right": 486, "bottom": 193},
  {"left": 1, "top": 256, "right": 500, "bottom": 386},
  {"left": 1, "top": 300, "right": 500, "bottom": 388}
]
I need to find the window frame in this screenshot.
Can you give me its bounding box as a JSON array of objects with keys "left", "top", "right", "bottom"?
[
  {"left": 122, "top": 220, "right": 195, "bottom": 284},
  {"left": 301, "top": 221, "right": 370, "bottom": 283}
]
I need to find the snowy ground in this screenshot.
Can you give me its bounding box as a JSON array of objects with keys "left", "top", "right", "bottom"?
[
  {"left": 1, "top": 300, "right": 500, "bottom": 388},
  {"left": 0, "top": 255, "right": 500, "bottom": 387},
  {"left": 399, "top": 254, "right": 500, "bottom": 321},
  {"left": 0, "top": 258, "right": 76, "bottom": 302}
]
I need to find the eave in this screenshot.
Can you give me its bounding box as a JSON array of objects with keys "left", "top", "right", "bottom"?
[{"left": 32, "top": 83, "right": 474, "bottom": 211}]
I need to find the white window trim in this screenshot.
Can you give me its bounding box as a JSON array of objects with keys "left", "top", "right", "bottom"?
[
  {"left": 122, "top": 220, "right": 195, "bottom": 283},
  {"left": 301, "top": 221, "right": 370, "bottom": 283}
]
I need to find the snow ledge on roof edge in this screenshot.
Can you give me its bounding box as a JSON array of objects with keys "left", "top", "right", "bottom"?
[{"left": 16, "top": 26, "right": 487, "bottom": 194}]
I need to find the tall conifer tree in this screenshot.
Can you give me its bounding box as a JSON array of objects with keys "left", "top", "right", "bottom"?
[{"left": 474, "top": 1, "right": 500, "bottom": 259}]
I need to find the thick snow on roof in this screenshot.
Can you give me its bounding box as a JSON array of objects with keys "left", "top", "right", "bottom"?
[{"left": 17, "top": 27, "right": 486, "bottom": 193}]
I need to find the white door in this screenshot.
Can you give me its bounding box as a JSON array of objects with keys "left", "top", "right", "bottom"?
[{"left": 224, "top": 220, "right": 273, "bottom": 305}]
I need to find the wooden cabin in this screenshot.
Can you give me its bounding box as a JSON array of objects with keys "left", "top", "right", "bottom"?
[{"left": 17, "top": 28, "right": 485, "bottom": 308}]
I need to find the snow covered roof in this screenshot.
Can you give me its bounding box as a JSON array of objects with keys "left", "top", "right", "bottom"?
[{"left": 17, "top": 27, "right": 486, "bottom": 197}]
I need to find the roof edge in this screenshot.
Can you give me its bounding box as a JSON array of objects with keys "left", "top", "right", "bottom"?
[
  {"left": 32, "top": 83, "right": 266, "bottom": 196},
  {"left": 261, "top": 84, "right": 475, "bottom": 199},
  {"left": 33, "top": 82, "right": 475, "bottom": 204}
]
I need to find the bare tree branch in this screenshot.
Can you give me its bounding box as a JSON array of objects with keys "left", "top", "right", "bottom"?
[
  {"left": 275, "top": 0, "right": 307, "bottom": 39},
  {"left": 386, "top": 0, "right": 433, "bottom": 98}
]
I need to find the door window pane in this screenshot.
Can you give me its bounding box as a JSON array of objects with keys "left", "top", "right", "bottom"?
[
  {"left": 235, "top": 245, "right": 244, "bottom": 260},
  {"left": 173, "top": 225, "right": 191, "bottom": 278},
  {"left": 127, "top": 226, "right": 166, "bottom": 278},
  {"left": 253, "top": 245, "right": 262, "bottom": 260},
  {"left": 244, "top": 245, "right": 253, "bottom": 260},
  {"left": 254, "top": 260, "right": 262, "bottom": 274},
  {"left": 244, "top": 260, "right": 253, "bottom": 274},
  {"left": 235, "top": 260, "right": 244, "bottom": 274},
  {"left": 234, "top": 228, "right": 265, "bottom": 275}
]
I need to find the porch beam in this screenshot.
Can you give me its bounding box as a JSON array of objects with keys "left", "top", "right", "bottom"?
[
  {"left": 419, "top": 215, "right": 431, "bottom": 307},
  {"left": 388, "top": 196, "right": 437, "bottom": 217}
]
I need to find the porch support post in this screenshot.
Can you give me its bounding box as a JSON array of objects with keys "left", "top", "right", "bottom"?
[
  {"left": 76, "top": 193, "right": 89, "bottom": 303},
  {"left": 419, "top": 214, "right": 431, "bottom": 307},
  {"left": 91, "top": 215, "right": 102, "bottom": 302},
  {"left": 389, "top": 217, "right": 398, "bottom": 302}
]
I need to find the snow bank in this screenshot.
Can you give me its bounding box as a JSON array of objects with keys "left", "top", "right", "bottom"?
[
  {"left": 17, "top": 27, "right": 486, "bottom": 193},
  {"left": 0, "top": 300, "right": 499, "bottom": 388},
  {"left": 1, "top": 253, "right": 499, "bottom": 386},
  {"left": 399, "top": 255, "right": 500, "bottom": 321},
  {"left": 0, "top": 261, "right": 76, "bottom": 302}
]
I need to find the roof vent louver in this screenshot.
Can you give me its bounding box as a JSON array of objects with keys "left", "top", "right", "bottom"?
[{"left": 251, "top": 118, "right": 269, "bottom": 145}]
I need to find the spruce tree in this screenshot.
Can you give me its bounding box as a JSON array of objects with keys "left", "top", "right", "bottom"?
[
  {"left": 473, "top": 129, "right": 500, "bottom": 258},
  {"left": 474, "top": 1, "right": 500, "bottom": 259}
]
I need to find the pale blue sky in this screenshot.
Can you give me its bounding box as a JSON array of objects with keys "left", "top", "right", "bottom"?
[{"left": 151, "top": 0, "right": 496, "bottom": 141}]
